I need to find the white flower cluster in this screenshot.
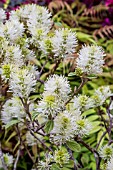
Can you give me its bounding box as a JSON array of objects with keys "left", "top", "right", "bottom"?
[
  {"left": 37, "top": 149, "right": 69, "bottom": 169},
  {"left": 9, "top": 67, "right": 36, "bottom": 98},
  {"left": 37, "top": 75, "right": 71, "bottom": 116},
  {"left": 50, "top": 110, "right": 91, "bottom": 144},
  {"left": 0, "top": 20, "right": 24, "bottom": 43},
  {"left": 76, "top": 45, "right": 105, "bottom": 75},
  {"left": 52, "top": 28, "right": 77, "bottom": 58},
  {"left": 72, "top": 95, "right": 94, "bottom": 111},
  {"left": 93, "top": 86, "right": 112, "bottom": 107},
  {"left": 0, "top": 8, "right": 6, "bottom": 23},
  {"left": 0, "top": 153, "right": 13, "bottom": 168},
  {"left": 54, "top": 148, "right": 70, "bottom": 166},
  {"left": 106, "top": 157, "right": 113, "bottom": 170},
  {"left": 72, "top": 86, "right": 112, "bottom": 112},
  {"left": 1, "top": 97, "right": 25, "bottom": 124},
  {"left": 99, "top": 144, "right": 113, "bottom": 160}
]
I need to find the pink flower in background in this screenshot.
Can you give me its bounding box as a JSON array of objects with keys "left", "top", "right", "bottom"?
[
  {"left": 105, "top": 0, "right": 113, "bottom": 6},
  {"left": 0, "top": 0, "right": 6, "bottom": 2}
]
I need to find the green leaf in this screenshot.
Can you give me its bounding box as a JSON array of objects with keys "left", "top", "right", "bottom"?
[
  {"left": 68, "top": 72, "right": 76, "bottom": 77},
  {"left": 32, "top": 111, "right": 40, "bottom": 120},
  {"left": 51, "top": 164, "right": 61, "bottom": 170},
  {"left": 44, "top": 120, "right": 54, "bottom": 133},
  {"left": 5, "top": 119, "right": 21, "bottom": 129},
  {"left": 66, "top": 141, "right": 81, "bottom": 152},
  {"left": 81, "top": 154, "right": 89, "bottom": 166}
]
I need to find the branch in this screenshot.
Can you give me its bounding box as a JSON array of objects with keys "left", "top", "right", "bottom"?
[
  {"left": 13, "top": 149, "right": 20, "bottom": 170},
  {"left": 65, "top": 77, "right": 88, "bottom": 105},
  {"left": 77, "top": 139, "right": 101, "bottom": 170},
  {"left": 27, "top": 126, "right": 53, "bottom": 153},
  {"left": 66, "top": 146, "right": 78, "bottom": 170}
]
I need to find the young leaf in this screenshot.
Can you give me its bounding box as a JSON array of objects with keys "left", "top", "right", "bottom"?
[
  {"left": 66, "top": 141, "right": 81, "bottom": 152},
  {"left": 44, "top": 120, "right": 54, "bottom": 133},
  {"left": 5, "top": 119, "right": 21, "bottom": 129}
]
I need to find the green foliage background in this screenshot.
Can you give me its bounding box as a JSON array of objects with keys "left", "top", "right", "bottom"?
[{"left": 0, "top": 0, "right": 113, "bottom": 170}]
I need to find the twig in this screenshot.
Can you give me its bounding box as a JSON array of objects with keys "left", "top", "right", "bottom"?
[
  {"left": 13, "top": 149, "right": 20, "bottom": 170},
  {"left": 15, "top": 125, "right": 35, "bottom": 164},
  {"left": 66, "top": 146, "right": 78, "bottom": 170},
  {"left": 65, "top": 77, "right": 88, "bottom": 105},
  {"left": 77, "top": 139, "right": 101, "bottom": 170},
  {"left": 96, "top": 131, "right": 107, "bottom": 149},
  {"left": 28, "top": 126, "right": 53, "bottom": 153}
]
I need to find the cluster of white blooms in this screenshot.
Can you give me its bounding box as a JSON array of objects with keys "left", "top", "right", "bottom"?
[
  {"left": 50, "top": 110, "right": 91, "bottom": 144},
  {"left": 76, "top": 45, "right": 105, "bottom": 75},
  {"left": 52, "top": 28, "right": 77, "bottom": 58},
  {"left": 0, "top": 153, "right": 13, "bottom": 168},
  {"left": 44, "top": 75, "right": 71, "bottom": 100},
  {"left": 0, "top": 8, "right": 6, "bottom": 23},
  {"left": 71, "top": 86, "right": 112, "bottom": 112},
  {"left": 9, "top": 67, "right": 36, "bottom": 98},
  {"left": 37, "top": 153, "right": 53, "bottom": 170},
  {"left": 50, "top": 111, "right": 77, "bottom": 144},
  {"left": 93, "top": 86, "right": 112, "bottom": 107},
  {"left": 99, "top": 145, "right": 113, "bottom": 160},
  {"left": 1, "top": 97, "right": 25, "bottom": 124},
  {"left": 0, "top": 20, "right": 24, "bottom": 43},
  {"left": 37, "top": 75, "right": 71, "bottom": 116},
  {"left": 10, "top": 4, "right": 52, "bottom": 42},
  {"left": 75, "top": 114, "right": 92, "bottom": 137},
  {"left": 2, "top": 45, "right": 24, "bottom": 66},
  {"left": 106, "top": 157, "right": 113, "bottom": 170},
  {"left": 72, "top": 95, "right": 94, "bottom": 111},
  {"left": 37, "top": 149, "right": 70, "bottom": 169},
  {"left": 54, "top": 148, "right": 70, "bottom": 166}
]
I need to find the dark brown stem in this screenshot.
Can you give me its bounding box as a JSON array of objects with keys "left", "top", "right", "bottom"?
[
  {"left": 96, "top": 131, "right": 107, "bottom": 149},
  {"left": 15, "top": 125, "right": 35, "bottom": 163},
  {"left": 77, "top": 139, "right": 101, "bottom": 170},
  {"left": 65, "top": 77, "right": 88, "bottom": 105},
  {"left": 27, "top": 124, "right": 53, "bottom": 153},
  {"left": 66, "top": 146, "right": 78, "bottom": 170},
  {"left": 106, "top": 98, "right": 113, "bottom": 141}
]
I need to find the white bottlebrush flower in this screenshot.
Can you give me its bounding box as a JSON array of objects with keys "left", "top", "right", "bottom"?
[
  {"left": 92, "top": 86, "right": 112, "bottom": 107},
  {"left": 10, "top": 4, "right": 52, "bottom": 42},
  {"left": 10, "top": 4, "right": 38, "bottom": 21},
  {"left": 39, "top": 37, "right": 53, "bottom": 56},
  {"left": 75, "top": 115, "right": 92, "bottom": 137},
  {"left": 72, "top": 95, "right": 95, "bottom": 111},
  {"left": 54, "top": 148, "right": 70, "bottom": 167},
  {"left": 44, "top": 74, "right": 71, "bottom": 101},
  {"left": 9, "top": 67, "right": 36, "bottom": 98},
  {"left": 27, "top": 6, "right": 52, "bottom": 39},
  {"left": 76, "top": 45, "right": 105, "bottom": 75},
  {"left": 52, "top": 28, "right": 77, "bottom": 58},
  {"left": 37, "top": 91, "right": 63, "bottom": 116},
  {"left": 99, "top": 145, "right": 113, "bottom": 160},
  {"left": 2, "top": 45, "right": 24, "bottom": 67},
  {"left": 38, "top": 153, "right": 53, "bottom": 170},
  {"left": 106, "top": 157, "right": 113, "bottom": 170},
  {"left": 1, "top": 64, "right": 12, "bottom": 81},
  {"left": 0, "top": 8, "right": 6, "bottom": 23},
  {"left": 0, "top": 19, "right": 24, "bottom": 42},
  {"left": 0, "top": 153, "right": 13, "bottom": 168},
  {"left": 10, "top": 4, "right": 52, "bottom": 26},
  {"left": 1, "top": 97, "right": 25, "bottom": 124},
  {"left": 50, "top": 111, "right": 77, "bottom": 145}
]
